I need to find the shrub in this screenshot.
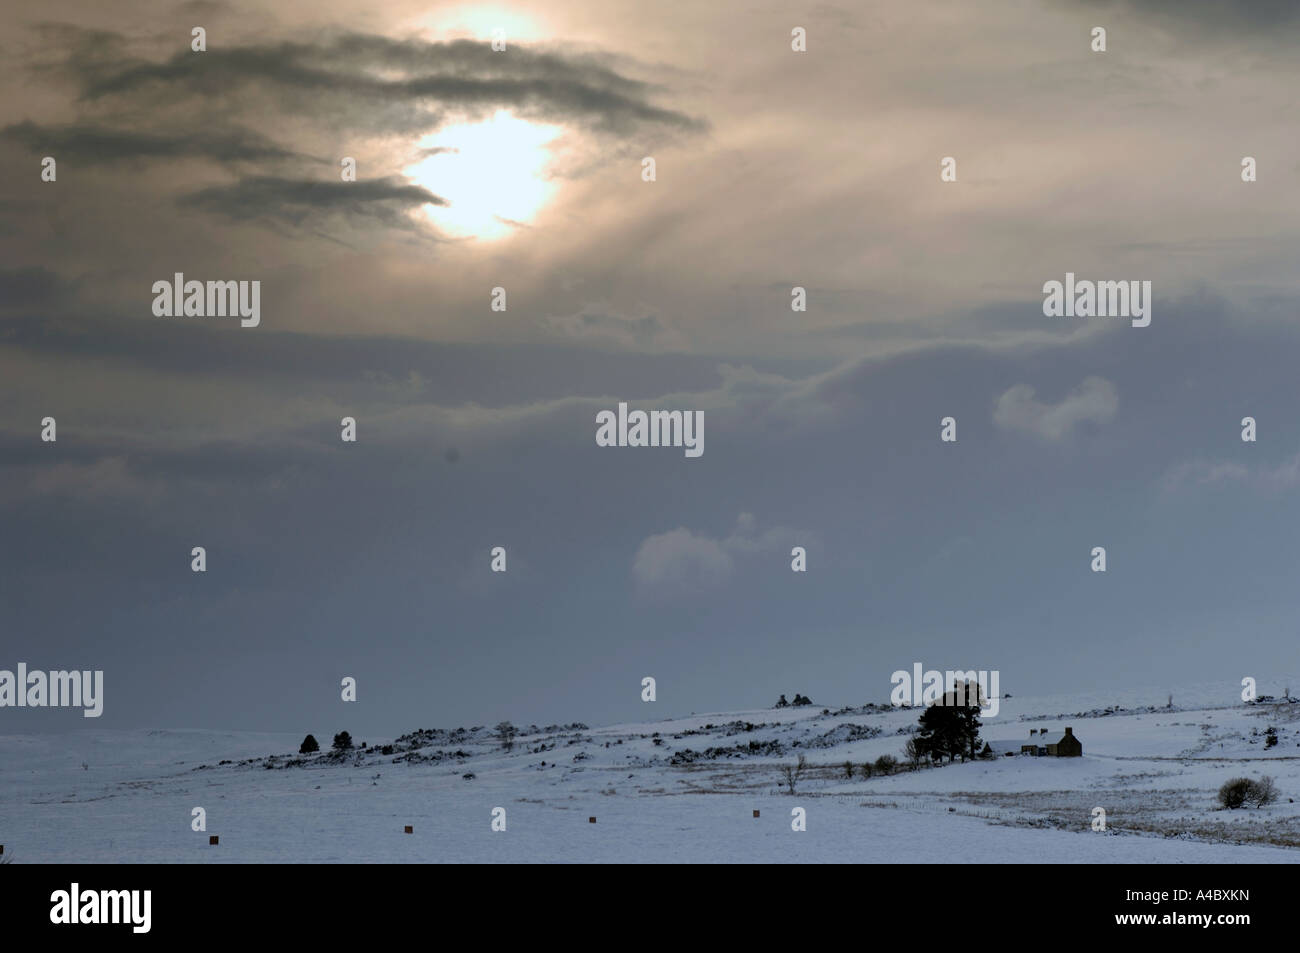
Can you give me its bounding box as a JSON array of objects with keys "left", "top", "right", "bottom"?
[
  {"left": 874, "top": 754, "right": 898, "bottom": 776},
  {"left": 781, "top": 755, "right": 808, "bottom": 795},
  {"left": 1219, "top": 776, "right": 1278, "bottom": 809},
  {"left": 332, "top": 731, "right": 353, "bottom": 751},
  {"left": 299, "top": 734, "right": 320, "bottom": 754},
  {"left": 843, "top": 760, "right": 854, "bottom": 780},
  {"left": 1219, "top": 778, "right": 1250, "bottom": 809}
]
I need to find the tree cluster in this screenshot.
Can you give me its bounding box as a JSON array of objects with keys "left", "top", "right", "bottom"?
[{"left": 775, "top": 693, "right": 813, "bottom": 708}]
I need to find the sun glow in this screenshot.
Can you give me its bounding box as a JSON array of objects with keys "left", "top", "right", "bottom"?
[
  {"left": 405, "top": 5, "right": 549, "bottom": 45},
  {"left": 405, "top": 110, "right": 563, "bottom": 241}
]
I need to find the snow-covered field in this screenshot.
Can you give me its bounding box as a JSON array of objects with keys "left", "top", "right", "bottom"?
[{"left": 5, "top": 686, "right": 1300, "bottom": 863}]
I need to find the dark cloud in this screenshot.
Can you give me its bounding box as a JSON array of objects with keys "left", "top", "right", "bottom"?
[
  {"left": 539, "top": 309, "right": 674, "bottom": 350},
  {"left": 72, "top": 34, "right": 704, "bottom": 136},
  {"left": 1, "top": 119, "right": 303, "bottom": 164},
  {"left": 0, "top": 307, "right": 728, "bottom": 406},
  {"left": 177, "top": 175, "right": 447, "bottom": 231},
  {"left": 23, "top": 22, "right": 132, "bottom": 75},
  {"left": 3, "top": 24, "right": 703, "bottom": 244},
  {"left": 1062, "top": 0, "right": 1300, "bottom": 30},
  {"left": 175, "top": 0, "right": 232, "bottom": 13},
  {"left": 0, "top": 265, "right": 76, "bottom": 311}
]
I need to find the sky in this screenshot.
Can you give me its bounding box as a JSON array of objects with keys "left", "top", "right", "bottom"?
[{"left": 2, "top": 0, "right": 1300, "bottom": 736}]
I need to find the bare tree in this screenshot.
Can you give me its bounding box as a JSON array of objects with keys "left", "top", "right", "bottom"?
[
  {"left": 1251, "top": 775, "right": 1279, "bottom": 807},
  {"left": 904, "top": 737, "right": 924, "bottom": 770},
  {"left": 781, "top": 754, "right": 807, "bottom": 795},
  {"left": 495, "top": 721, "right": 517, "bottom": 752}
]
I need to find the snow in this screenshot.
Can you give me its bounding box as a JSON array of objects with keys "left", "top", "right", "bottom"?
[{"left": 4, "top": 688, "right": 1299, "bottom": 862}]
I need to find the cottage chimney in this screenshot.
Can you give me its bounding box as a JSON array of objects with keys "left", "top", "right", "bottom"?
[{"left": 1064, "top": 727, "right": 1073, "bottom": 737}]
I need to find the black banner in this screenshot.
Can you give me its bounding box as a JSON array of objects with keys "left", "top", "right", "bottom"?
[{"left": 0, "top": 864, "right": 1269, "bottom": 940}]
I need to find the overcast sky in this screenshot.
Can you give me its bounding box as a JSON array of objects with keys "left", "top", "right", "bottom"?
[{"left": 3, "top": 0, "right": 1300, "bottom": 735}]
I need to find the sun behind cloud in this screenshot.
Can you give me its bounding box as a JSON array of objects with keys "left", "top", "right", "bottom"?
[
  {"left": 406, "top": 4, "right": 550, "bottom": 44},
  {"left": 405, "top": 109, "right": 563, "bottom": 240}
]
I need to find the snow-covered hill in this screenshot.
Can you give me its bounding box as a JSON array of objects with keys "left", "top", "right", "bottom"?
[{"left": 5, "top": 688, "right": 1300, "bottom": 863}]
